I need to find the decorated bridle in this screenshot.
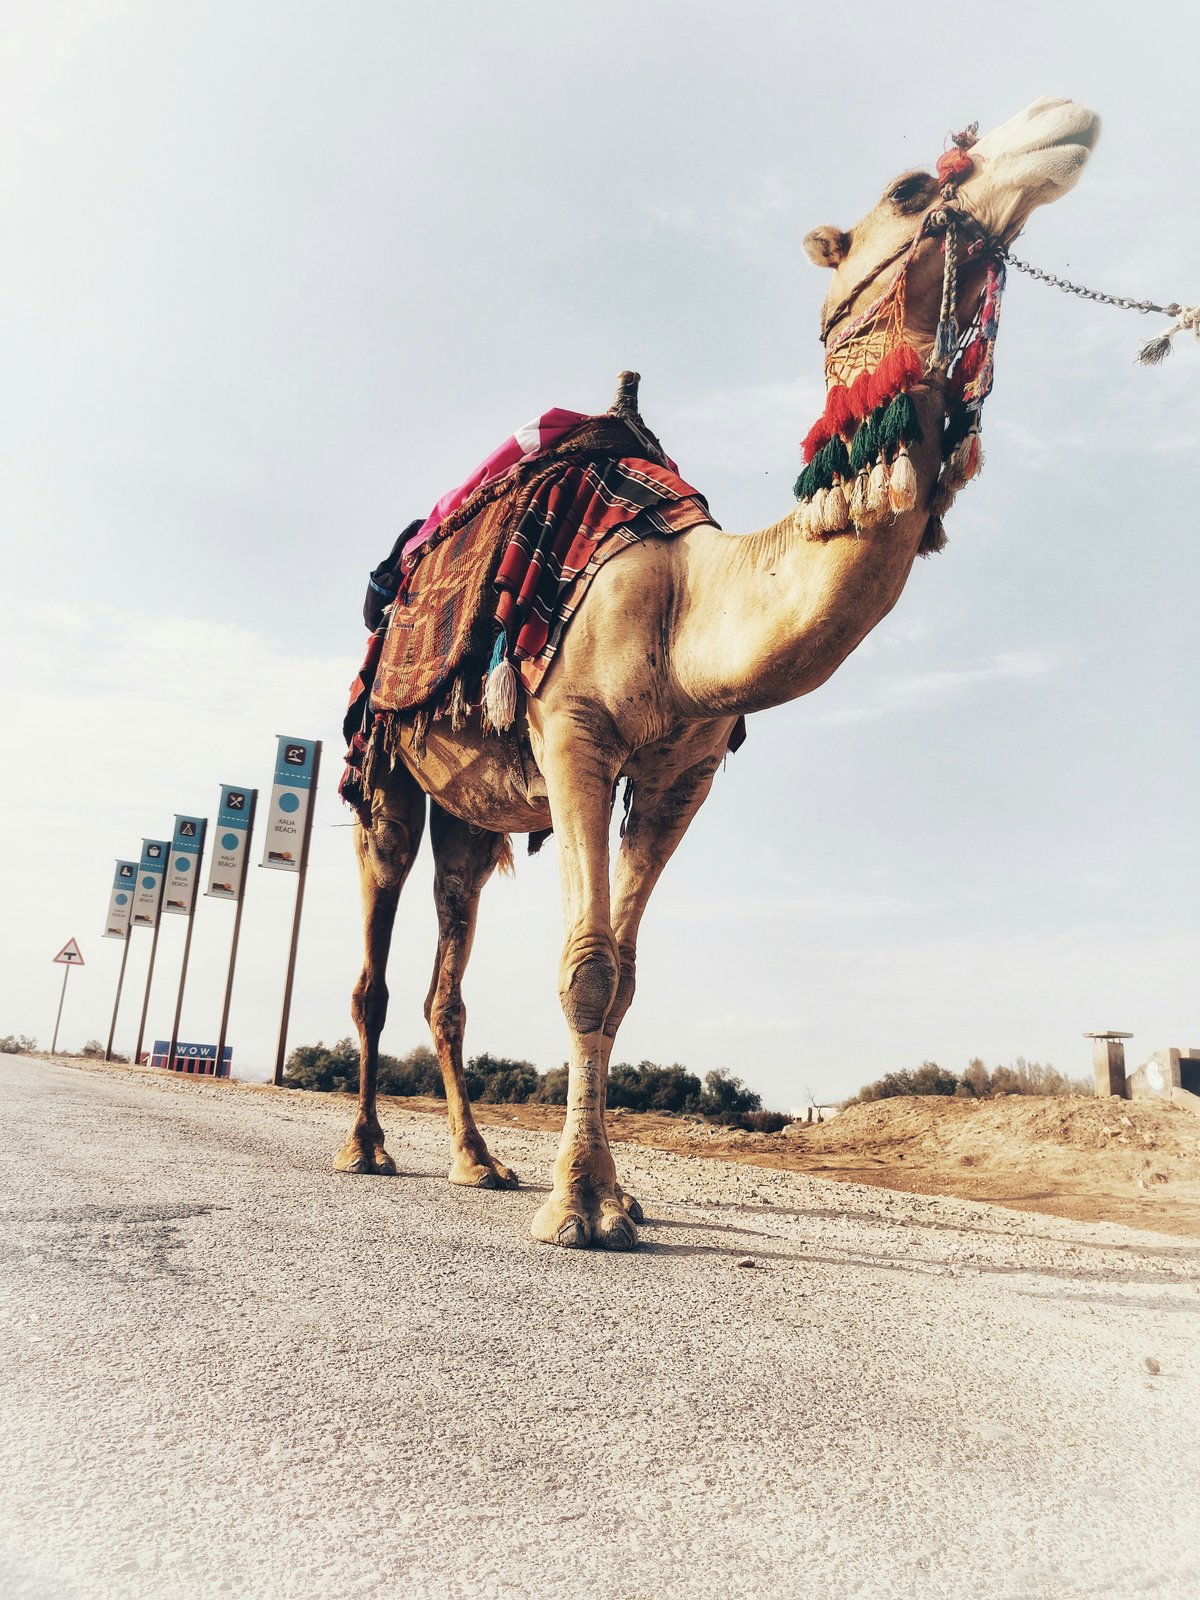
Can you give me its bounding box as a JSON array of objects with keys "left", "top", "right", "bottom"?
[
  {"left": 793, "top": 125, "right": 1198, "bottom": 551},
  {"left": 794, "top": 127, "right": 1000, "bottom": 547}
]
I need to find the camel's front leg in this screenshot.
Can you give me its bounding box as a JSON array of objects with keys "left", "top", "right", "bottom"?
[
  {"left": 600, "top": 744, "right": 729, "bottom": 1226},
  {"left": 531, "top": 738, "right": 634, "bottom": 1251}
]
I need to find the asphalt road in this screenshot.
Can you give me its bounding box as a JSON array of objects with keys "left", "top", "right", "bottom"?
[{"left": 1, "top": 1056, "right": 1198, "bottom": 1600}]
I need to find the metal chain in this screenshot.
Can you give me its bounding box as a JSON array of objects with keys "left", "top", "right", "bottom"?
[{"left": 999, "top": 249, "right": 1183, "bottom": 319}]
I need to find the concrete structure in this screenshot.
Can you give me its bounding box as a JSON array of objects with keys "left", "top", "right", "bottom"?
[
  {"left": 1127, "top": 1048, "right": 1200, "bottom": 1117},
  {"left": 1084, "top": 1031, "right": 1132, "bottom": 1098}
]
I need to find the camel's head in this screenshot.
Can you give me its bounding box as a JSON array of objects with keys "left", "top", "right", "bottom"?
[{"left": 806, "top": 97, "right": 1101, "bottom": 351}]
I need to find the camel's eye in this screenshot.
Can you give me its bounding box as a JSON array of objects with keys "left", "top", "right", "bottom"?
[{"left": 889, "top": 173, "right": 933, "bottom": 209}]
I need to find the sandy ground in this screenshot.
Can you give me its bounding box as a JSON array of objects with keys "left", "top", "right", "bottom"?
[
  {"left": 2, "top": 1055, "right": 1199, "bottom": 1600},
  {"left": 357, "top": 1082, "right": 1200, "bottom": 1239}
]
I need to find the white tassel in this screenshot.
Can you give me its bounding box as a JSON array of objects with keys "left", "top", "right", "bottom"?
[
  {"left": 866, "top": 460, "right": 890, "bottom": 517},
  {"left": 484, "top": 657, "right": 518, "bottom": 730},
  {"left": 821, "top": 479, "right": 849, "bottom": 533},
  {"left": 848, "top": 470, "right": 869, "bottom": 528},
  {"left": 888, "top": 447, "right": 918, "bottom": 513},
  {"left": 807, "top": 488, "right": 828, "bottom": 539}
]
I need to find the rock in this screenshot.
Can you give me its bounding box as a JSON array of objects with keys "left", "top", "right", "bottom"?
[
  {"left": 1145, "top": 1356, "right": 1161, "bottom": 1375},
  {"left": 735, "top": 1257, "right": 756, "bottom": 1269}
]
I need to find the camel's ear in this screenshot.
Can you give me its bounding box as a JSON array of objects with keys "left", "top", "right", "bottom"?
[{"left": 803, "top": 226, "right": 849, "bottom": 268}]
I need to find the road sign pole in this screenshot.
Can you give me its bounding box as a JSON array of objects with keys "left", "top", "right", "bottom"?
[
  {"left": 105, "top": 928, "right": 132, "bottom": 1062},
  {"left": 215, "top": 790, "right": 257, "bottom": 1080},
  {"left": 51, "top": 965, "right": 71, "bottom": 1055},
  {"left": 272, "top": 741, "right": 321, "bottom": 1087}
]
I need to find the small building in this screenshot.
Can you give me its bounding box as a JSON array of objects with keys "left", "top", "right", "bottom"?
[{"left": 1126, "top": 1048, "right": 1200, "bottom": 1116}]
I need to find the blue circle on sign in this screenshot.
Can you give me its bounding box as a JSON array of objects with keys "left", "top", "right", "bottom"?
[
  {"left": 175, "top": 857, "right": 190, "bottom": 872},
  {"left": 279, "top": 792, "right": 300, "bottom": 814},
  {"left": 222, "top": 833, "right": 239, "bottom": 850},
  {"left": 115, "top": 893, "right": 128, "bottom": 905},
  {"left": 142, "top": 876, "right": 156, "bottom": 889}
]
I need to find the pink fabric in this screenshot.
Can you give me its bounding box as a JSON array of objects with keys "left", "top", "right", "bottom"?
[{"left": 401, "top": 408, "right": 591, "bottom": 563}]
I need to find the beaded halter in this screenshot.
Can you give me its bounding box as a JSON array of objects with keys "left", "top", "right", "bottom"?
[{"left": 794, "top": 131, "right": 1004, "bottom": 552}]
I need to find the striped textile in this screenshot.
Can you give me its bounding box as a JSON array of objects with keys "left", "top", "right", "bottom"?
[{"left": 494, "top": 455, "right": 707, "bottom": 693}]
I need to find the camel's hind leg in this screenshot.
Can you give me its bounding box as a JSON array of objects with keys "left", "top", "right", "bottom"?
[
  {"left": 424, "top": 802, "right": 519, "bottom": 1191},
  {"left": 334, "top": 768, "right": 426, "bottom": 1176}
]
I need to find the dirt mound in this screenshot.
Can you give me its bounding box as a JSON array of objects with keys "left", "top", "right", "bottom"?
[{"left": 811, "top": 1093, "right": 1200, "bottom": 1161}]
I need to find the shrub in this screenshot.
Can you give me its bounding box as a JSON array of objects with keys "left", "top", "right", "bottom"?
[
  {"left": 740, "top": 1110, "right": 792, "bottom": 1134},
  {"left": 856, "top": 1061, "right": 962, "bottom": 1102},
  {"left": 465, "top": 1053, "right": 539, "bottom": 1104},
  {"left": 0, "top": 1033, "right": 38, "bottom": 1054},
  {"left": 530, "top": 1066, "right": 569, "bottom": 1105},
  {"left": 378, "top": 1045, "right": 442, "bottom": 1098},
  {"left": 608, "top": 1060, "right": 702, "bottom": 1113},
  {"left": 284, "top": 1038, "right": 360, "bottom": 1093},
  {"left": 697, "top": 1068, "right": 763, "bottom": 1122}
]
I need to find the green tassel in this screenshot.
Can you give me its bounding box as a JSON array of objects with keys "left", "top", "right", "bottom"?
[
  {"left": 811, "top": 441, "right": 835, "bottom": 491},
  {"left": 827, "top": 434, "right": 850, "bottom": 477},
  {"left": 849, "top": 422, "right": 873, "bottom": 474},
  {"left": 794, "top": 463, "right": 816, "bottom": 501},
  {"left": 878, "top": 392, "right": 922, "bottom": 451}
]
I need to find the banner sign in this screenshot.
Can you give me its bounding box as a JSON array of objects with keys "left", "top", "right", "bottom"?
[
  {"left": 150, "top": 1039, "right": 232, "bottom": 1077},
  {"left": 163, "top": 814, "right": 207, "bottom": 916},
  {"left": 205, "top": 786, "right": 255, "bottom": 901},
  {"left": 261, "top": 736, "right": 316, "bottom": 871},
  {"left": 131, "top": 839, "right": 169, "bottom": 928},
  {"left": 105, "top": 860, "right": 138, "bottom": 939}
]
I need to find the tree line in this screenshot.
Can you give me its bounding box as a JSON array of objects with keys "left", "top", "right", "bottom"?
[
  {"left": 283, "top": 1039, "right": 791, "bottom": 1130},
  {"left": 852, "top": 1056, "right": 1091, "bottom": 1103}
]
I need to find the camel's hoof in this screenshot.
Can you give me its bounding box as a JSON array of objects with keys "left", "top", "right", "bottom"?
[
  {"left": 530, "top": 1193, "right": 639, "bottom": 1251},
  {"left": 617, "top": 1190, "right": 644, "bottom": 1224},
  {"left": 449, "top": 1153, "right": 520, "bottom": 1191},
  {"left": 332, "top": 1139, "right": 397, "bottom": 1176},
  {"left": 597, "top": 1210, "right": 638, "bottom": 1251},
  {"left": 556, "top": 1218, "right": 591, "bottom": 1249}
]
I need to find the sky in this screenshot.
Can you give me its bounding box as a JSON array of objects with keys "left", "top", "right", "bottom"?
[{"left": 2, "top": 0, "right": 1198, "bottom": 1110}]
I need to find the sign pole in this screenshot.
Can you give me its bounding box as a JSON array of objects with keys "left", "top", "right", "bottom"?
[
  {"left": 272, "top": 741, "right": 321, "bottom": 1086},
  {"left": 51, "top": 965, "right": 71, "bottom": 1055},
  {"left": 165, "top": 817, "right": 208, "bottom": 1074},
  {"left": 215, "top": 790, "right": 257, "bottom": 1079},
  {"left": 134, "top": 911, "right": 164, "bottom": 1067},
  {"left": 105, "top": 928, "right": 132, "bottom": 1061}
]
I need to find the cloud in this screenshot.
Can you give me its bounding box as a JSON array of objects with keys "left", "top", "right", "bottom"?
[
  {"left": 638, "top": 174, "right": 794, "bottom": 258},
  {"left": 814, "top": 649, "right": 1053, "bottom": 726}
]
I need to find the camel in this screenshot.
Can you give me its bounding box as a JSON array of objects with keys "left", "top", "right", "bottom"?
[{"left": 335, "top": 96, "right": 1100, "bottom": 1249}]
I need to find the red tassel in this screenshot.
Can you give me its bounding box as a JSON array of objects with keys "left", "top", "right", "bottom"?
[
  {"left": 953, "top": 339, "right": 986, "bottom": 391},
  {"left": 893, "top": 343, "right": 922, "bottom": 391},
  {"left": 848, "top": 370, "right": 875, "bottom": 421},
  {"left": 802, "top": 416, "right": 832, "bottom": 463},
  {"left": 936, "top": 149, "right": 973, "bottom": 185},
  {"left": 824, "top": 384, "right": 854, "bottom": 438}
]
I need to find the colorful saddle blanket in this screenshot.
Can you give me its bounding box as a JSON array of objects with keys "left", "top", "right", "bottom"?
[{"left": 339, "top": 407, "right": 715, "bottom": 815}]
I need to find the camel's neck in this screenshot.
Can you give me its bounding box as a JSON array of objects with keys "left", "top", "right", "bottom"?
[{"left": 670, "top": 379, "right": 947, "bottom": 717}]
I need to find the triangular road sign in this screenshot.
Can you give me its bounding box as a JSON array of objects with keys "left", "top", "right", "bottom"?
[{"left": 53, "top": 938, "right": 85, "bottom": 966}]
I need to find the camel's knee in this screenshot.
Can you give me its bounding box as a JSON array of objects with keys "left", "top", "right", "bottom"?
[
  {"left": 559, "top": 933, "right": 620, "bottom": 1037},
  {"left": 603, "top": 944, "right": 637, "bottom": 1039},
  {"left": 352, "top": 974, "right": 388, "bottom": 1038},
  {"left": 427, "top": 984, "right": 465, "bottom": 1056}
]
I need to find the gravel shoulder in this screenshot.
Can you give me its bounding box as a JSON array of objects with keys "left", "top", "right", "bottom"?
[{"left": 2, "top": 1055, "right": 1198, "bottom": 1600}]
